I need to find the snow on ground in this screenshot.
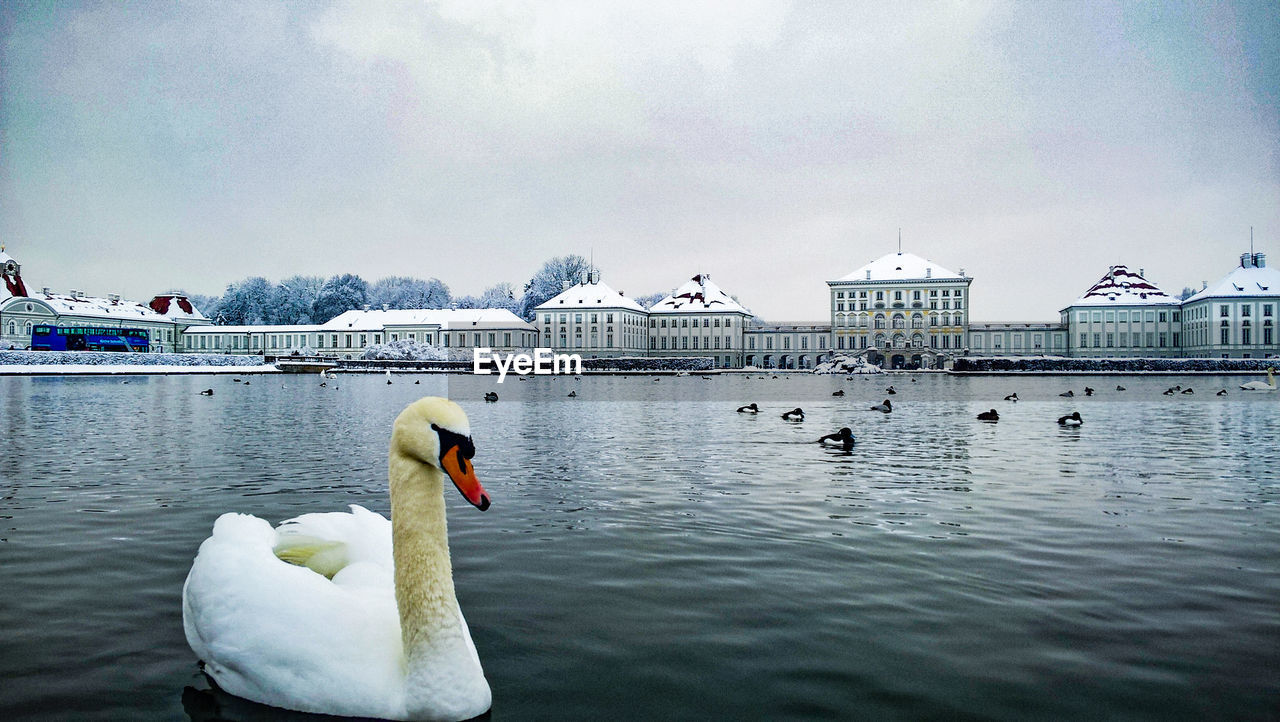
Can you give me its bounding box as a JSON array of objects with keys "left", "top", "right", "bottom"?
[
  {"left": 0, "top": 350, "right": 276, "bottom": 375},
  {"left": 814, "top": 355, "right": 883, "bottom": 374}
]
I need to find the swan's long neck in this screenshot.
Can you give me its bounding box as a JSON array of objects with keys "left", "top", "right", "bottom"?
[{"left": 389, "top": 451, "right": 459, "bottom": 657}]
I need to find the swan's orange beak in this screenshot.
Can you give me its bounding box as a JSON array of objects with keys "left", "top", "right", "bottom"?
[{"left": 442, "top": 445, "right": 490, "bottom": 511}]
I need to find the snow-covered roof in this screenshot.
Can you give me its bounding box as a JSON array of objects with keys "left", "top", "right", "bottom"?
[
  {"left": 649, "top": 274, "right": 750, "bottom": 314},
  {"left": 535, "top": 278, "right": 647, "bottom": 313},
  {"left": 831, "top": 251, "right": 964, "bottom": 283},
  {"left": 4, "top": 292, "right": 177, "bottom": 324},
  {"left": 323, "top": 308, "right": 534, "bottom": 331},
  {"left": 149, "top": 294, "right": 210, "bottom": 322},
  {"left": 1068, "top": 265, "right": 1177, "bottom": 307},
  {"left": 1185, "top": 256, "right": 1280, "bottom": 302}
]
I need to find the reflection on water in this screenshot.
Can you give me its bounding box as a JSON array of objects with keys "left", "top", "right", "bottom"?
[{"left": 1, "top": 373, "right": 1278, "bottom": 720}]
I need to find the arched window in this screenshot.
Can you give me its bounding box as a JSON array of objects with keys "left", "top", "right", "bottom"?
[
  {"left": 24, "top": 322, "right": 32, "bottom": 335},
  {"left": 6, "top": 321, "right": 14, "bottom": 335},
  {"left": 911, "top": 316, "right": 923, "bottom": 329},
  {"left": 874, "top": 315, "right": 885, "bottom": 329},
  {"left": 892, "top": 314, "right": 905, "bottom": 330}
]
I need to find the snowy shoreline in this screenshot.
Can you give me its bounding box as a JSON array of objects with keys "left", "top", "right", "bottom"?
[{"left": 0, "top": 364, "right": 279, "bottom": 376}]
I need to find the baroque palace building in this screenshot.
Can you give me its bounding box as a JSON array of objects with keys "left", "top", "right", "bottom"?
[{"left": 2, "top": 245, "right": 1276, "bottom": 367}]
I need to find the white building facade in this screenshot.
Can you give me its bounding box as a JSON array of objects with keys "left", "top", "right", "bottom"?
[
  {"left": 534, "top": 274, "right": 650, "bottom": 358},
  {"left": 826, "top": 251, "right": 973, "bottom": 369},
  {"left": 646, "top": 274, "right": 752, "bottom": 369},
  {"left": 1060, "top": 265, "right": 1183, "bottom": 358},
  {"left": 1180, "top": 252, "right": 1279, "bottom": 359}
]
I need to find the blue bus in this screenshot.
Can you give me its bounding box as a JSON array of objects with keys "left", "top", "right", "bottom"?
[{"left": 31, "top": 325, "right": 150, "bottom": 352}]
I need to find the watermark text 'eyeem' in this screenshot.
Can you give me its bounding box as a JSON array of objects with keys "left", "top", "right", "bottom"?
[{"left": 473, "top": 348, "right": 582, "bottom": 383}]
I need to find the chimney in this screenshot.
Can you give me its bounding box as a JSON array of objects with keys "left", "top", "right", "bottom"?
[
  {"left": 1241, "top": 253, "right": 1253, "bottom": 268},
  {"left": 865, "top": 270, "right": 871, "bottom": 280},
  {"left": 1255, "top": 253, "right": 1266, "bottom": 268},
  {"left": 959, "top": 268, "right": 965, "bottom": 277},
  {"left": 925, "top": 267, "right": 932, "bottom": 278},
  {"left": 382, "top": 303, "right": 389, "bottom": 311},
  {"left": 561, "top": 280, "right": 571, "bottom": 291},
  {"left": 1139, "top": 268, "right": 1145, "bottom": 277}
]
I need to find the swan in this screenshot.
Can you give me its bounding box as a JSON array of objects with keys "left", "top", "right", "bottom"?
[
  {"left": 182, "top": 397, "right": 493, "bottom": 721},
  {"left": 1240, "top": 368, "right": 1276, "bottom": 391}
]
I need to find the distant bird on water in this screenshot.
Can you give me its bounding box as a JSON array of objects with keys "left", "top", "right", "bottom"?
[
  {"left": 484, "top": 392, "right": 498, "bottom": 403},
  {"left": 870, "top": 399, "right": 892, "bottom": 413},
  {"left": 977, "top": 409, "right": 999, "bottom": 421},
  {"left": 1084, "top": 386, "right": 1094, "bottom": 396},
  {"left": 199, "top": 388, "right": 214, "bottom": 396},
  {"left": 567, "top": 390, "right": 577, "bottom": 398},
  {"left": 886, "top": 386, "right": 897, "bottom": 395},
  {"left": 1163, "top": 385, "right": 1181, "bottom": 395},
  {"left": 1058, "top": 412, "right": 1083, "bottom": 426},
  {"left": 1181, "top": 387, "right": 1194, "bottom": 395},
  {"left": 1059, "top": 390, "right": 1074, "bottom": 397},
  {"left": 1216, "top": 389, "right": 1228, "bottom": 396},
  {"left": 781, "top": 408, "right": 805, "bottom": 421},
  {"left": 1240, "top": 367, "right": 1277, "bottom": 391},
  {"left": 736, "top": 403, "right": 759, "bottom": 414},
  {"left": 1115, "top": 385, "right": 1125, "bottom": 391},
  {"left": 832, "top": 389, "right": 845, "bottom": 397},
  {"left": 818, "top": 427, "right": 855, "bottom": 451},
  {"left": 1004, "top": 392, "right": 1018, "bottom": 402}
]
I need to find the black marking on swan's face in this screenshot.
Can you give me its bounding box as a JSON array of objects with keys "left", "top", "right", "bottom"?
[{"left": 431, "top": 423, "right": 475, "bottom": 462}]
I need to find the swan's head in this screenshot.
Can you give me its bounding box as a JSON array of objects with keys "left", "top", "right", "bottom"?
[{"left": 393, "top": 397, "right": 491, "bottom": 511}]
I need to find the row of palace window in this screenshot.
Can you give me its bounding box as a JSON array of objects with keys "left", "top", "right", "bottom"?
[
  {"left": 1079, "top": 332, "right": 1179, "bottom": 348},
  {"left": 746, "top": 335, "right": 828, "bottom": 351},
  {"left": 185, "top": 330, "right": 531, "bottom": 351},
  {"left": 1076, "top": 309, "right": 1181, "bottom": 324},
  {"left": 834, "top": 313, "right": 964, "bottom": 328},
  {"left": 973, "top": 334, "right": 1064, "bottom": 350},
  {"left": 543, "top": 312, "right": 644, "bottom": 326},
  {"left": 649, "top": 336, "right": 735, "bottom": 350}
]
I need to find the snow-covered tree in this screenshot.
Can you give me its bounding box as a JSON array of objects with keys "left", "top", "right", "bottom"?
[
  {"left": 216, "top": 277, "right": 273, "bottom": 325},
  {"left": 478, "top": 283, "right": 520, "bottom": 313},
  {"left": 270, "top": 275, "right": 324, "bottom": 324},
  {"left": 181, "top": 291, "right": 221, "bottom": 321},
  {"left": 1178, "top": 286, "right": 1198, "bottom": 301},
  {"left": 452, "top": 294, "right": 481, "bottom": 309},
  {"left": 518, "top": 254, "right": 590, "bottom": 320},
  {"left": 632, "top": 292, "right": 666, "bottom": 309},
  {"left": 312, "top": 274, "right": 369, "bottom": 322},
  {"left": 369, "top": 276, "right": 451, "bottom": 310}
]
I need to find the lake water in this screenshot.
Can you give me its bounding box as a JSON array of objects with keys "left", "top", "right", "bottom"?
[{"left": 2, "top": 372, "right": 1278, "bottom": 720}]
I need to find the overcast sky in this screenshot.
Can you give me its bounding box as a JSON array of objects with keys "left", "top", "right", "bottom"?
[{"left": 1, "top": 1, "right": 1277, "bottom": 321}]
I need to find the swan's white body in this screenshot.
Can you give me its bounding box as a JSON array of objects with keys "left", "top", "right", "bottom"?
[
  {"left": 182, "top": 398, "right": 492, "bottom": 721},
  {"left": 1240, "top": 368, "right": 1276, "bottom": 391}
]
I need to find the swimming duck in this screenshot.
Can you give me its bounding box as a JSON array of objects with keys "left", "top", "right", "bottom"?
[
  {"left": 818, "top": 427, "right": 855, "bottom": 451},
  {"left": 832, "top": 389, "right": 845, "bottom": 397},
  {"left": 1058, "top": 411, "right": 1083, "bottom": 426},
  {"left": 567, "top": 390, "right": 577, "bottom": 398},
  {"left": 414, "top": 380, "right": 420, "bottom": 385},
  {"left": 1240, "top": 368, "right": 1277, "bottom": 391},
  {"left": 781, "top": 408, "right": 804, "bottom": 421},
  {"left": 1059, "top": 390, "right": 1074, "bottom": 397},
  {"left": 182, "top": 397, "right": 493, "bottom": 721},
  {"left": 1084, "top": 387, "right": 1094, "bottom": 396},
  {"left": 1216, "top": 389, "right": 1228, "bottom": 396},
  {"left": 199, "top": 388, "right": 214, "bottom": 396},
  {"left": 736, "top": 403, "right": 759, "bottom": 414},
  {"left": 233, "top": 378, "right": 242, "bottom": 383},
  {"left": 886, "top": 386, "right": 896, "bottom": 395},
  {"left": 1115, "top": 385, "right": 1125, "bottom": 391},
  {"left": 1181, "top": 388, "right": 1194, "bottom": 395},
  {"left": 1004, "top": 392, "right": 1018, "bottom": 402},
  {"left": 1163, "top": 385, "right": 1181, "bottom": 395},
  {"left": 977, "top": 409, "right": 999, "bottom": 421},
  {"left": 870, "top": 399, "right": 892, "bottom": 413},
  {"left": 483, "top": 392, "right": 498, "bottom": 403}
]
